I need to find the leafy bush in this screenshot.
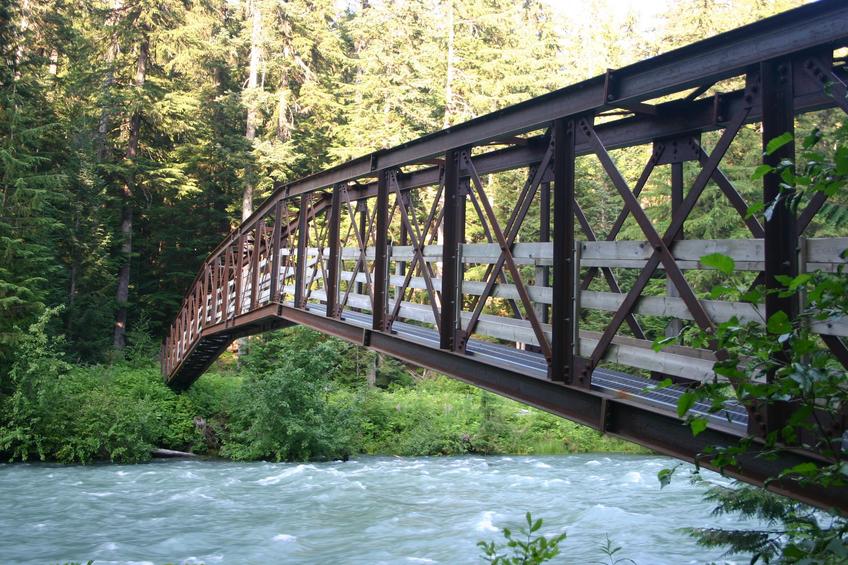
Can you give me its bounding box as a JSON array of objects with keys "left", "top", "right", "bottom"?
[
  {"left": 479, "top": 512, "right": 566, "bottom": 565},
  {"left": 0, "top": 310, "right": 207, "bottom": 462},
  {"left": 222, "top": 329, "right": 357, "bottom": 461}
]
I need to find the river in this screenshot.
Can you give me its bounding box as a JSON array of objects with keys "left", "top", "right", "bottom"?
[{"left": 0, "top": 454, "right": 764, "bottom": 564}]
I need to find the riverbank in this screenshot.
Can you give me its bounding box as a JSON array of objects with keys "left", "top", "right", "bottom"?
[{"left": 0, "top": 326, "right": 644, "bottom": 464}]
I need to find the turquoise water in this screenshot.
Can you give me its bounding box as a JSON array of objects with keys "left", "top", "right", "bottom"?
[{"left": 0, "top": 454, "right": 762, "bottom": 564}]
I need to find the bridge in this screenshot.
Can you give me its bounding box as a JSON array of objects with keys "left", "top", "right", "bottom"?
[{"left": 162, "top": 1, "right": 848, "bottom": 511}]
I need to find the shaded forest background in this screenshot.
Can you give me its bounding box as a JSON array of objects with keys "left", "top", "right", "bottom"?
[{"left": 0, "top": 0, "right": 806, "bottom": 368}]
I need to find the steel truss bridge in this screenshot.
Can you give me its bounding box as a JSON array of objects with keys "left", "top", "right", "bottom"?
[{"left": 163, "top": 1, "right": 848, "bottom": 511}]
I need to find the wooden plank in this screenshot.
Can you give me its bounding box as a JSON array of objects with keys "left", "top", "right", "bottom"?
[
  {"left": 337, "top": 237, "right": 848, "bottom": 271},
  {"left": 336, "top": 269, "right": 848, "bottom": 336},
  {"left": 323, "top": 289, "right": 719, "bottom": 382}
]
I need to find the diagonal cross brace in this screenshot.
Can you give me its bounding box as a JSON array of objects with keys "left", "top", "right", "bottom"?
[
  {"left": 460, "top": 146, "right": 554, "bottom": 361},
  {"left": 583, "top": 97, "right": 753, "bottom": 370},
  {"left": 387, "top": 170, "right": 443, "bottom": 333}
]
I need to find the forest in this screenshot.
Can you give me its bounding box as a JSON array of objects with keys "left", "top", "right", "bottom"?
[
  {"left": 3, "top": 0, "right": 848, "bottom": 561},
  {"left": 0, "top": 0, "right": 812, "bottom": 364}
]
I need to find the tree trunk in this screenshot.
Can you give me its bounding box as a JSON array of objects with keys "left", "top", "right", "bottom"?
[
  {"left": 436, "top": 0, "right": 455, "bottom": 274},
  {"left": 243, "top": 0, "right": 262, "bottom": 222},
  {"left": 366, "top": 354, "right": 378, "bottom": 388},
  {"left": 443, "top": 0, "right": 454, "bottom": 130},
  {"left": 276, "top": 78, "right": 290, "bottom": 141},
  {"left": 113, "top": 36, "right": 148, "bottom": 349},
  {"left": 238, "top": 1, "right": 262, "bottom": 360},
  {"left": 98, "top": 0, "right": 120, "bottom": 162}
]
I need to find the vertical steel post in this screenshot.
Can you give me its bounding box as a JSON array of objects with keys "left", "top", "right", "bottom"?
[
  {"left": 222, "top": 250, "right": 231, "bottom": 322},
  {"left": 234, "top": 233, "right": 245, "bottom": 316},
  {"left": 201, "top": 264, "right": 209, "bottom": 329},
  {"left": 666, "top": 162, "right": 684, "bottom": 339},
  {"left": 373, "top": 171, "right": 390, "bottom": 330},
  {"left": 551, "top": 119, "right": 579, "bottom": 384},
  {"left": 535, "top": 182, "right": 551, "bottom": 324},
  {"left": 250, "top": 223, "right": 261, "bottom": 309},
  {"left": 269, "top": 202, "right": 282, "bottom": 303},
  {"left": 326, "top": 185, "right": 342, "bottom": 317},
  {"left": 356, "top": 199, "right": 368, "bottom": 296},
  {"left": 209, "top": 256, "right": 219, "bottom": 324},
  {"left": 396, "top": 192, "right": 410, "bottom": 301},
  {"left": 294, "top": 195, "right": 309, "bottom": 308},
  {"left": 755, "top": 59, "right": 798, "bottom": 434},
  {"left": 441, "top": 150, "right": 461, "bottom": 350}
]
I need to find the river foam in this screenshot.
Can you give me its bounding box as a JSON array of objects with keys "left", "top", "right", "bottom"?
[{"left": 0, "top": 455, "right": 766, "bottom": 564}]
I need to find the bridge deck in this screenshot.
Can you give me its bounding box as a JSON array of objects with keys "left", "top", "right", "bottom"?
[{"left": 328, "top": 306, "right": 748, "bottom": 429}]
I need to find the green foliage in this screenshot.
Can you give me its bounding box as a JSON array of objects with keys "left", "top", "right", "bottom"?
[
  {"left": 478, "top": 513, "right": 566, "bottom": 565},
  {"left": 1, "top": 320, "right": 642, "bottom": 463},
  {"left": 348, "top": 373, "right": 643, "bottom": 457},
  {"left": 686, "top": 480, "right": 848, "bottom": 564},
  {"left": 592, "top": 535, "right": 637, "bottom": 565},
  {"left": 222, "top": 362, "right": 355, "bottom": 462},
  {"left": 655, "top": 128, "right": 848, "bottom": 561},
  {"left": 0, "top": 309, "right": 204, "bottom": 463},
  {"left": 221, "top": 328, "right": 358, "bottom": 461}
]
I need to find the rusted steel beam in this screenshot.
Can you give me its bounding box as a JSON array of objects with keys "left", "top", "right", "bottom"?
[
  {"left": 356, "top": 199, "right": 368, "bottom": 297},
  {"left": 584, "top": 119, "right": 715, "bottom": 333},
  {"left": 294, "top": 195, "right": 309, "bottom": 308},
  {"left": 587, "top": 85, "right": 753, "bottom": 372},
  {"left": 551, "top": 118, "right": 577, "bottom": 384},
  {"left": 388, "top": 171, "right": 442, "bottom": 334},
  {"left": 372, "top": 171, "right": 389, "bottom": 331},
  {"left": 326, "top": 184, "right": 342, "bottom": 317},
  {"left": 534, "top": 182, "right": 550, "bottom": 325},
  {"left": 461, "top": 147, "right": 553, "bottom": 357},
  {"left": 222, "top": 248, "right": 231, "bottom": 323},
  {"left": 440, "top": 149, "right": 461, "bottom": 350},
  {"left": 752, "top": 58, "right": 799, "bottom": 436},
  {"left": 269, "top": 202, "right": 282, "bottom": 303},
  {"left": 234, "top": 234, "right": 245, "bottom": 317},
  {"left": 249, "top": 223, "right": 262, "bottom": 310}
]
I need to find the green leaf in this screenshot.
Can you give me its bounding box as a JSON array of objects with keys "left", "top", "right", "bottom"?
[
  {"left": 745, "top": 201, "right": 765, "bottom": 218},
  {"left": 708, "top": 285, "right": 732, "bottom": 300},
  {"left": 740, "top": 287, "right": 763, "bottom": 303},
  {"left": 766, "top": 311, "right": 791, "bottom": 335},
  {"left": 689, "top": 417, "right": 708, "bottom": 436},
  {"left": 751, "top": 164, "right": 773, "bottom": 180},
  {"left": 802, "top": 128, "right": 822, "bottom": 149},
  {"left": 783, "top": 462, "right": 818, "bottom": 476},
  {"left": 700, "top": 253, "right": 735, "bottom": 275},
  {"left": 677, "top": 391, "right": 696, "bottom": 417},
  {"left": 765, "top": 132, "right": 793, "bottom": 155},
  {"left": 657, "top": 465, "right": 679, "bottom": 489},
  {"left": 644, "top": 378, "right": 673, "bottom": 392},
  {"left": 531, "top": 518, "right": 542, "bottom": 533},
  {"left": 836, "top": 146, "right": 848, "bottom": 176}
]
